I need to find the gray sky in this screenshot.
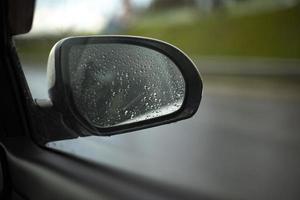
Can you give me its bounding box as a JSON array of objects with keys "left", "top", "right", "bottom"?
[{"left": 29, "top": 0, "right": 152, "bottom": 35}]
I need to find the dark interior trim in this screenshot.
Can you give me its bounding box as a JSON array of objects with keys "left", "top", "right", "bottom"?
[
  {"left": 1, "top": 138, "right": 212, "bottom": 200},
  {"left": 8, "top": 0, "right": 35, "bottom": 35}
]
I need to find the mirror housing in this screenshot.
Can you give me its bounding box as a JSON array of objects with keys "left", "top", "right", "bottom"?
[{"left": 47, "top": 36, "right": 202, "bottom": 136}]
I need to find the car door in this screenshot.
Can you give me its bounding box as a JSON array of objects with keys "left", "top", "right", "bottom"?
[{"left": 0, "top": 1, "right": 207, "bottom": 200}]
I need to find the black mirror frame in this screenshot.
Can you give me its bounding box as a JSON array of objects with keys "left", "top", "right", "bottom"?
[{"left": 48, "top": 36, "right": 203, "bottom": 136}]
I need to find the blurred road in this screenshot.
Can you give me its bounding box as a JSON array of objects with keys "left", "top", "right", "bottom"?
[{"left": 23, "top": 59, "right": 300, "bottom": 200}]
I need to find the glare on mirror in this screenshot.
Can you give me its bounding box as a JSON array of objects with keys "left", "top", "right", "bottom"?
[{"left": 68, "top": 43, "right": 185, "bottom": 128}]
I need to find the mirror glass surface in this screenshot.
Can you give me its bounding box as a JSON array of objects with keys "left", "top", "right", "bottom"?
[{"left": 68, "top": 43, "right": 185, "bottom": 128}]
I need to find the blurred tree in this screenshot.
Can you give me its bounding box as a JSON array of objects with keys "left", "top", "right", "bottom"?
[
  {"left": 150, "top": 0, "right": 233, "bottom": 11},
  {"left": 150, "top": 0, "right": 197, "bottom": 10},
  {"left": 104, "top": 0, "right": 133, "bottom": 34},
  {"left": 211, "top": 0, "right": 224, "bottom": 10}
]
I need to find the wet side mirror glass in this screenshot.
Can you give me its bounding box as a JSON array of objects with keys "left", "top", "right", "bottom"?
[{"left": 68, "top": 43, "right": 185, "bottom": 128}]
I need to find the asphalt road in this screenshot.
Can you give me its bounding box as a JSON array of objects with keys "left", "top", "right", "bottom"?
[{"left": 24, "top": 62, "right": 300, "bottom": 200}]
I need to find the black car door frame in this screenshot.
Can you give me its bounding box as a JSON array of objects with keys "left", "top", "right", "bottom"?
[{"left": 0, "top": 1, "right": 211, "bottom": 200}]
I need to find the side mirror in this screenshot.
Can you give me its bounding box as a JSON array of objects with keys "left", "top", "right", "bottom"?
[{"left": 47, "top": 36, "right": 202, "bottom": 136}]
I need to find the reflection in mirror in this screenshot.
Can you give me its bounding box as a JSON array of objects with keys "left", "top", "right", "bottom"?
[{"left": 68, "top": 43, "right": 185, "bottom": 128}]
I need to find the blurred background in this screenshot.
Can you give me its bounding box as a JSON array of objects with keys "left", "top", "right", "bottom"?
[
  {"left": 14, "top": 1, "right": 300, "bottom": 199},
  {"left": 15, "top": 0, "right": 300, "bottom": 99}
]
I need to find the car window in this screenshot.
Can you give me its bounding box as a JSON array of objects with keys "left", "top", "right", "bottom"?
[{"left": 14, "top": 1, "right": 300, "bottom": 199}]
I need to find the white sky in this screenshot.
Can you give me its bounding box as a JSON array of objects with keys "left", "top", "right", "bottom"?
[{"left": 29, "top": 0, "right": 152, "bottom": 35}]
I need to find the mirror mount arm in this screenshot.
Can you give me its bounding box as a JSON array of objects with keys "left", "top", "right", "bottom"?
[{"left": 33, "top": 99, "right": 82, "bottom": 144}]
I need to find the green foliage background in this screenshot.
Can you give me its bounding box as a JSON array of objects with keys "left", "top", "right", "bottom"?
[{"left": 128, "top": 4, "right": 300, "bottom": 58}]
